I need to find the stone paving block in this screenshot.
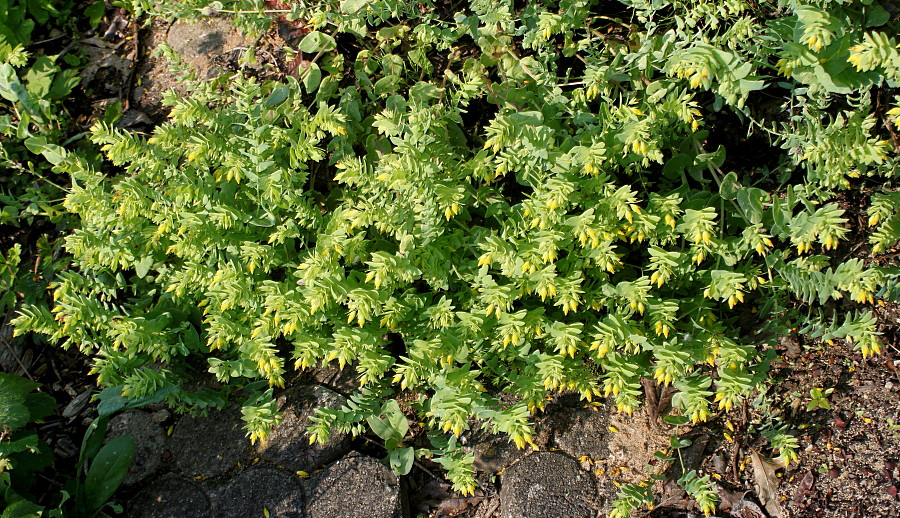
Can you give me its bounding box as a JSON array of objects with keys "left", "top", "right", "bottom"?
[
  {"left": 462, "top": 427, "right": 529, "bottom": 474},
  {"left": 303, "top": 453, "right": 405, "bottom": 518},
  {"left": 170, "top": 405, "right": 247, "bottom": 478},
  {"left": 309, "top": 361, "right": 359, "bottom": 394},
  {"left": 214, "top": 467, "right": 304, "bottom": 518},
  {"left": 127, "top": 473, "right": 212, "bottom": 518},
  {"left": 552, "top": 406, "right": 609, "bottom": 461},
  {"left": 255, "top": 384, "right": 350, "bottom": 472},
  {"left": 500, "top": 451, "right": 597, "bottom": 518},
  {"left": 106, "top": 410, "right": 166, "bottom": 486}
]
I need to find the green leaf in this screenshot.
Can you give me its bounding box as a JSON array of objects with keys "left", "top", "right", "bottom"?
[
  {"left": 26, "top": 0, "right": 53, "bottom": 25},
  {"left": 23, "top": 392, "right": 55, "bottom": 422},
  {"left": 340, "top": 0, "right": 371, "bottom": 14},
  {"left": 1, "top": 499, "right": 44, "bottom": 518},
  {"left": 301, "top": 62, "right": 322, "bottom": 93},
  {"left": 0, "top": 372, "right": 40, "bottom": 395},
  {"left": 134, "top": 256, "right": 153, "bottom": 278},
  {"left": 409, "top": 81, "right": 443, "bottom": 101},
  {"left": 864, "top": 4, "right": 890, "bottom": 27},
  {"left": 23, "top": 136, "right": 65, "bottom": 165},
  {"left": 391, "top": 446, "right": 415, "bottom": 475},
  {"left": 719, "top": 171, "right": 740, "bottom": 200},
  {"left": 23, "top": 56, "right": 57, "bottom": 99},
  {"left": 96, "top": 384, "right": 178, "bottom": 417},
  {"left": 86, "top": 1, "right": 105, "bottom": 28},
  {"left": 663, "top": 415, "right": 689, "bottom": 426},
  {"left": 0, "top": 374, "right": 35, "bottom": 431},
  {"left": 654, "top": 451, "right": 675, "bottom": 462},
  {"left": 0, "top": 432, "right": 40, "bottom": 456},
  {"left": 82, "top": 435, "right": 135, "bottom": 515},
  {"left": 298, "top": 31, "right": 336, "bottom": 53},
  {"left": 737, "top": 187, "right": 767, "bottom": 225},
  {"left": 96, "top": 387, "right": 127, "bottom": 417},
  {"left": 367, "top": 399, "right": 408, "bottom": 442},
  {"left": 0, "top": 7, "right": 34, "bottom": 46},
  {"left": 670, "top": 436, "right": 692, "bottom": 449},
  {"left": 264, "top": 84, "right": 290, "bottom": 107},
  {"left": 48, "top": 68, "right": 80, "bottom": 100},
  {"left": 79, "top": 416, "right": 110, "bottom": 469},
  {"left": 374, "top": 75, "right": 401, "bottom": 97},
  {"left": 0, "top": 63, "right": 29, "bottom": 104}
]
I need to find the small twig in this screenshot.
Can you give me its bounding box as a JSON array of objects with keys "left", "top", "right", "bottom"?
[
  {"left": 31, "top": 34, "right": 67, "bottom": 46},
  {"left": 0, "top": 312, "right": 34, "bottom": 380},
  {"left": 881, "top": 114, "right": 900, "bottom": 154},
  {"left": 482, "top": 498, "right": 501, "bottom": 517},
  {"left": 122, "top": 19, "right": 141, "bottom": 111}
]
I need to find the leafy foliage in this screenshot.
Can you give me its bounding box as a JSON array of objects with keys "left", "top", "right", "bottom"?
[
  {"left": 13, "top": 0, "right": 899, "bottom": 505},
  {"left": 0, "top": 373, "right": 141, "bottom": 518},
  {"left": 1, "top": 0, "right": 79, "bottom": 340}
]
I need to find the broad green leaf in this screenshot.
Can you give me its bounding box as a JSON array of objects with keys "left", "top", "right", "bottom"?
[
  {"left": 719, "top": 171, "right": 740, "bottom": 200},
  {"left": 409, "top": 81, "right": 443, "bottom": 101},
  {"left": 864, "top": 4, "right": 890, "bottom": 27},
  {"left": 391, "top": 446, "right": 415, "bottom": 475},
  {"left": 48, "top": 68, "right": 80, "bottom": 100},
  {"left": 737, "top": 188, "right": 767, "bottom": 225},
  {"left": 340, "top": 0, "right": 371, "bottom": 14},
  {"left": 298, "top": 31, "right": 336, "bottom": 53},
  {"left": 86, "top": 1, "right": 105, "bottom": 28},
  {"left": 0, "top": 374, "right": 34, "bottom": 430},
  {"left": 301, "top": 62, "right": 322, "bottom": 93},
  {"left": 264, "top": 84, "right": 290, "bottom": 107},
  {"left": 1, "top": 499, "right": 44, "bottom": 518},
  {"left": 23, "top": 56, "right": 57, "bottom": 99},
  {"left": 96, "top": 387, "right": 127, "bottom": 417},
  {"left": 663, "top": 415, "right": 689, "bottom": 426},
  {"left": 23, "top": 392, "right": 55, "bottom": 422},
  {"left": 367, "top": 399, "right": 407, "bottom": 442},
  {"left": 0, "top": 64, "right": 28, "bottom": 104},
  {"left": 0, "top": 432, "right": 39, "bottom": 456},
  {"left": 134, "top": 256, "right": 153, "bottom": 278},
  {"left": 23, "top": 136, "right": 65, "bottom": 164},
  {"left": 82, "top": 436, "right": 135, "bottom": 515},
  {"left": 0, "top": 372, "right": 40, "bottom": 395},
  {"left": 0, "top": 7, "right": 34, "bottom": 47},
  {"left": 374, "top": 75, "right": 401, "bottom": 97}
]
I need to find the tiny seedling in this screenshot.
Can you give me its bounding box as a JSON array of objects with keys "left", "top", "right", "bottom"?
[{"left": 807, "top": 387, "right": 834, "bottom": 412}]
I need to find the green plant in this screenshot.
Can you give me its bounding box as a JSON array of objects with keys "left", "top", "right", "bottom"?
[
  {"left": 1, "top": 0, "right": 81, "bottom": 346},
  {"left": 806, "top": 386, "right": 834, "bottom": 411},
  {"left": 610, "top": 417, "right": 720, "bottom": 516},
  {"left": 761, "top": 421, "right": 800, "bottom": 467},
  {"left": 887, "top": 418, "right": 900, "bottom": 438},
  {"left": 13, "top": 0, "right": 899, "bottom": 496},
  {"left": 610, "top": 481, "right": 654, "bottom": 518},
  {"left": 366, "top": 399, "right": 414, "bottom": 475},
  {"left": 0, "top": 372, "right": 139, "bottom": 518},
  {"left": 0, "top": 372, "right": 56, "bottom": 514}
]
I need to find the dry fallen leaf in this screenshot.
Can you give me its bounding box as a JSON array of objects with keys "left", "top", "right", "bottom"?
[
  {"left": 793, "top": 470, "right": 815, "bottom": 504},
  {"left": 750, "top": 449, "right": 785, "bottom": 517},
  {"left": 76, "top": 37, "right": 133, "bottom": 88}
]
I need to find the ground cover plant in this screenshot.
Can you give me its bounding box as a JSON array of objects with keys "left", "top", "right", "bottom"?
[{"left": 9, "top": 0, "right": 900, "bottom": 512}]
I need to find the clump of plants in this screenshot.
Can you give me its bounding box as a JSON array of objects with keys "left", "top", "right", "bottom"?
[
  {"left": 13, "top": 0, "right": 900, "bottom": 510},
  {"left": 0, "top": 372, "right": 140, "bottom": 517}
]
